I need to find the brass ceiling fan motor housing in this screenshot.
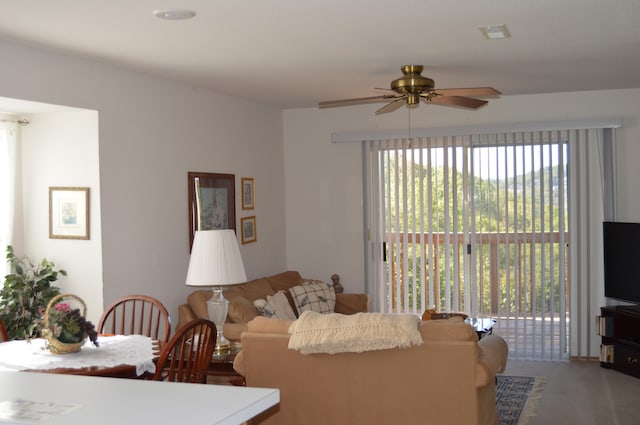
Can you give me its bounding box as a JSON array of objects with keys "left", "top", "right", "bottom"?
[{"left": 391, "top": 65, "right": 434, "bottom": 105}]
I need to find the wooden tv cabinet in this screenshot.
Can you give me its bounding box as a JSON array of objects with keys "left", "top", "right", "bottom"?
[{"left": 598, "top": 306, "right": 640, "bottom": 378}]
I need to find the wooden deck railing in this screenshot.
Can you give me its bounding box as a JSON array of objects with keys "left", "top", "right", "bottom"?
[{"left": 386, "top": 231, "right": 569, "bottom": 315}]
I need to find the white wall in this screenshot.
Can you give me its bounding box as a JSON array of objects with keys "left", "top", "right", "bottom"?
[
  {"left": 21, "top": 109, "right": 103, "bottom": 323},
  {"left": 0, "top": 39, "right": 287, "bottom": 327},
  {"left": 284, "top": 89, "right": 640, "bottom": 356}
]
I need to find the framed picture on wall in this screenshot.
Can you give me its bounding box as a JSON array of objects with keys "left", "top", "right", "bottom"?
[
  {"left": 241, "top": 177, "right": 254, "bottom": 210},
  {"left": 49, "top": 187, "right": 90, "bottom": 240},
  {"left": 188, "top": 172, "right": 236, "bottom": 250},
  {"left": 241, "top": 216, "right": 257, "bottom": 244}
]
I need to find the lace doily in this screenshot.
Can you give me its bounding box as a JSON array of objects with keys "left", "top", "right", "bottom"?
[{"left": 0, "top": 335, "right": 156, "bottom": 376}]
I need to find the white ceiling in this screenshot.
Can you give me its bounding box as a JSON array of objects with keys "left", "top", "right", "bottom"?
[{"left": 1, "top": 0, "right": 639, "bottom": 110}]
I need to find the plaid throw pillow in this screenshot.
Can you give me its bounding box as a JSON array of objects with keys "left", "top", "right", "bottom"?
[{"left": 289, "top": 282, "right": 336, "bottom": 315}]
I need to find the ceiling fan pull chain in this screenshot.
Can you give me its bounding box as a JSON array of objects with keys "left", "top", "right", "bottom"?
[{"left": 408, "top": 108, "right": 413, "bottom": 148}]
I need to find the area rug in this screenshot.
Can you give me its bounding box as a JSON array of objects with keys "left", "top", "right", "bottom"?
[{"left": 496, "top": 375, "right": 545, "bottom": 425}]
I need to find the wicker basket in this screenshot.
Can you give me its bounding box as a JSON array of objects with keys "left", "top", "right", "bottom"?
[{"left": 42, "top": 293, "right": 88, "bottom": 354}]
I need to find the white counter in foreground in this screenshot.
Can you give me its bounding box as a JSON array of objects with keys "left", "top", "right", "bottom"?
[{"left": 0, "top": 371, "right": 278, "bottom": 425}]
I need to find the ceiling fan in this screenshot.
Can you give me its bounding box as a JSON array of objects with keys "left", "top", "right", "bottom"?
[{"left": 319, "top": 65, "right": 501, "bottom": 115}]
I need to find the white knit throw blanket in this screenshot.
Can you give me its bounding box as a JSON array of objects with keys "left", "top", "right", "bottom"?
[{"left": 288, "top": 311, "right": 422, "bottom": 354}]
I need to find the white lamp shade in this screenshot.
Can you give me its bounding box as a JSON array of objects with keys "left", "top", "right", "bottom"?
[{"left": 186, "top": 229, "right": 247, "bottom": 287}]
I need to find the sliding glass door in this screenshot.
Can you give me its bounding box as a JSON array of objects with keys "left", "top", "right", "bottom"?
[{"left": 365, "top": 132, "right": 570, "bottom": 360}]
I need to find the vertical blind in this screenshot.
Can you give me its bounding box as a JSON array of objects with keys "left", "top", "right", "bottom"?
[{"left": 364, "top": 127, "right": 615, "bottom": 360}]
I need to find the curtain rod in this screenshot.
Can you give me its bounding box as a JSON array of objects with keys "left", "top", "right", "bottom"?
[
  {"left": 0, "top": 118, "right": 30, "bottom": 126},
  {"left": 331, "top": 117, "right": 623, "bottom": 143}
]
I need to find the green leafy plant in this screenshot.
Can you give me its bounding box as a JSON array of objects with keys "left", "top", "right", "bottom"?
[{"left": 0, "top": 245, "right": 65, "bottom": 340}]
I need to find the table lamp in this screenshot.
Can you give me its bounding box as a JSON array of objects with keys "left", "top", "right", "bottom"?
[{"left": 186, "top": 229, "right": 247, "bottom": 355}]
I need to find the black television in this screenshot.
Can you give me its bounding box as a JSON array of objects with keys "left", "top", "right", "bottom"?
[{"left": 603, "top": 221, "right": 640, "bottom": 305}]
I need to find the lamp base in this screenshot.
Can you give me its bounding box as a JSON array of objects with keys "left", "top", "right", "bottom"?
[
  {"left": 207, "top": 287, "right": 232, "bottom": 356},
  {"left": 214, "top": 330, "right": 231, "bottom": 355}
]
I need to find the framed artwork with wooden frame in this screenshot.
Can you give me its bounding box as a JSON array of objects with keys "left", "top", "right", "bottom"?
[
  {"left": 49, "top": 187, "right": 90, "bottom": 240},
  {"left": 188, "top": 172, "right": 236, "bottom": 249},
  {"left": 241, "top": 177, "right": 254, "bottom": 210},
  {"left": 241, "top": 216, "right": 257, "bottom": 244}
]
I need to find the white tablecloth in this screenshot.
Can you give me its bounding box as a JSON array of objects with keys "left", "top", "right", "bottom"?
[{"left": 0, "top": 335, "right": 156, "bottom": 376}]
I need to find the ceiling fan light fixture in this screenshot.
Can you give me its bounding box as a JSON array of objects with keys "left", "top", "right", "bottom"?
[
  {"left": 153, "top": 9, "right": 197, "bottom": 20},
  {"left": 479, "top": 24, "right": 510, "bottom": 40},
  {"left": 407, "top": 93, "right": 421, "bottom": 105}
]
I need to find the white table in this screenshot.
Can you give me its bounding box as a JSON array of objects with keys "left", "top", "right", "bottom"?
[
  {"left": 0, "top": 371, "right": 279, "bottom": 425},
  {"left": 0, "top": 335, "right": 156, "bottom": 376}
]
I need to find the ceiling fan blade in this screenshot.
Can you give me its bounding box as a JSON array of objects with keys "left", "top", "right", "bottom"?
[
  {"left": 433, "top": 87, "right": 501, "bottom": 98},
  {"left": 375, "top": 98, "right": 406, "bottom": 115},
  {"left": 319, "top": 95, "right": 393, "bottom": 109},
  {"left": 428, "top": 95, "right": 488, "bottom": 109}
]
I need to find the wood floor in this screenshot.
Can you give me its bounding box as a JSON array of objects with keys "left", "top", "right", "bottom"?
[{"left": 504, "top": 359, "right": 640, "bottom": 425}]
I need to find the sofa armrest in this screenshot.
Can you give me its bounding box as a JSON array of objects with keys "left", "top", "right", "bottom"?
[
  {"left": 334, "top": 293, "right": 369, "bottom": 315},
  {"left": 233, "top": 349, "right": 246, "bottom": 376},
  {"left": 475, "top": 334, "right": 509, "bottom": 387},
  {"left": 478, "top": 334, "right": 508, "bottom": 374},
  {"left": 233, "top": 317, "right": 293, "bottom": 377}
]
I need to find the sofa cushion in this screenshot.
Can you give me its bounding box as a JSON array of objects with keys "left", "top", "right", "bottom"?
[
  {"left": 228, "top": 297, "right": 261, "bottom": 324},
  {"left": 265, "top": 271, "right": 304, "bottom": 291},
  {"left": 289, "top": 281, "right": 336, "bottom": 314},
  {"left": 223, "top": 277, "right": 275, "bottom": 302},
  {"left": 187, "top": 290, "right": 214, "bottom": 319},
  {"left": 253, "top": 291, "right": 297, "bottom": 320},
  {"left": 334, "top": 293, "right": 370, "bottom": 315}
]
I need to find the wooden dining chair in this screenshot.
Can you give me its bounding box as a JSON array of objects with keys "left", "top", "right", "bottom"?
[
  {"left": 151, "top": 318, "right": 216, "bottom": 383},
  {"left": 0, "top": 319, "right": 8, "bottom": 342},
  {"left": 98, "top": 295, "right": 171, "bottom": 342}
]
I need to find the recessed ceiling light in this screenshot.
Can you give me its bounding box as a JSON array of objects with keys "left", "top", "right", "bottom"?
[
  {"left": 479, "top": 24, "right": 510, "bottom": 40},
  {"left": 153, "top": 9, "right": 196, "bottom": 20}
]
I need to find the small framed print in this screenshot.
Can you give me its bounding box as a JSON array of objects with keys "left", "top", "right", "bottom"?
[
  {"left": 49, "top": 187, "right": 90, "bottom": 240},
  {"left": 241, "top": 216, "right": 257, "bottom": 244},
  {"left": 242, "top": 178, "right": 254, "bottom": 210}
]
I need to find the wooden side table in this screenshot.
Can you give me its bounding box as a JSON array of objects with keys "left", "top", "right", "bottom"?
[{"left": 207, "top": 346, "right": 245, "bottom": 386}]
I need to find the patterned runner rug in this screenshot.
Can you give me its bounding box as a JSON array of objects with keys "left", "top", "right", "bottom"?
[{"left": 496, "top": 375, "right": 545, "bottom": 425}]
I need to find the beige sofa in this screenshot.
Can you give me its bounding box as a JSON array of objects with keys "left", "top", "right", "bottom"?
[
  {"left": 178, "top": 271, "right": 369, "bottom": 343},
  {"left": 234, "top": 315, "right": 508, "bottom": 425}
]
